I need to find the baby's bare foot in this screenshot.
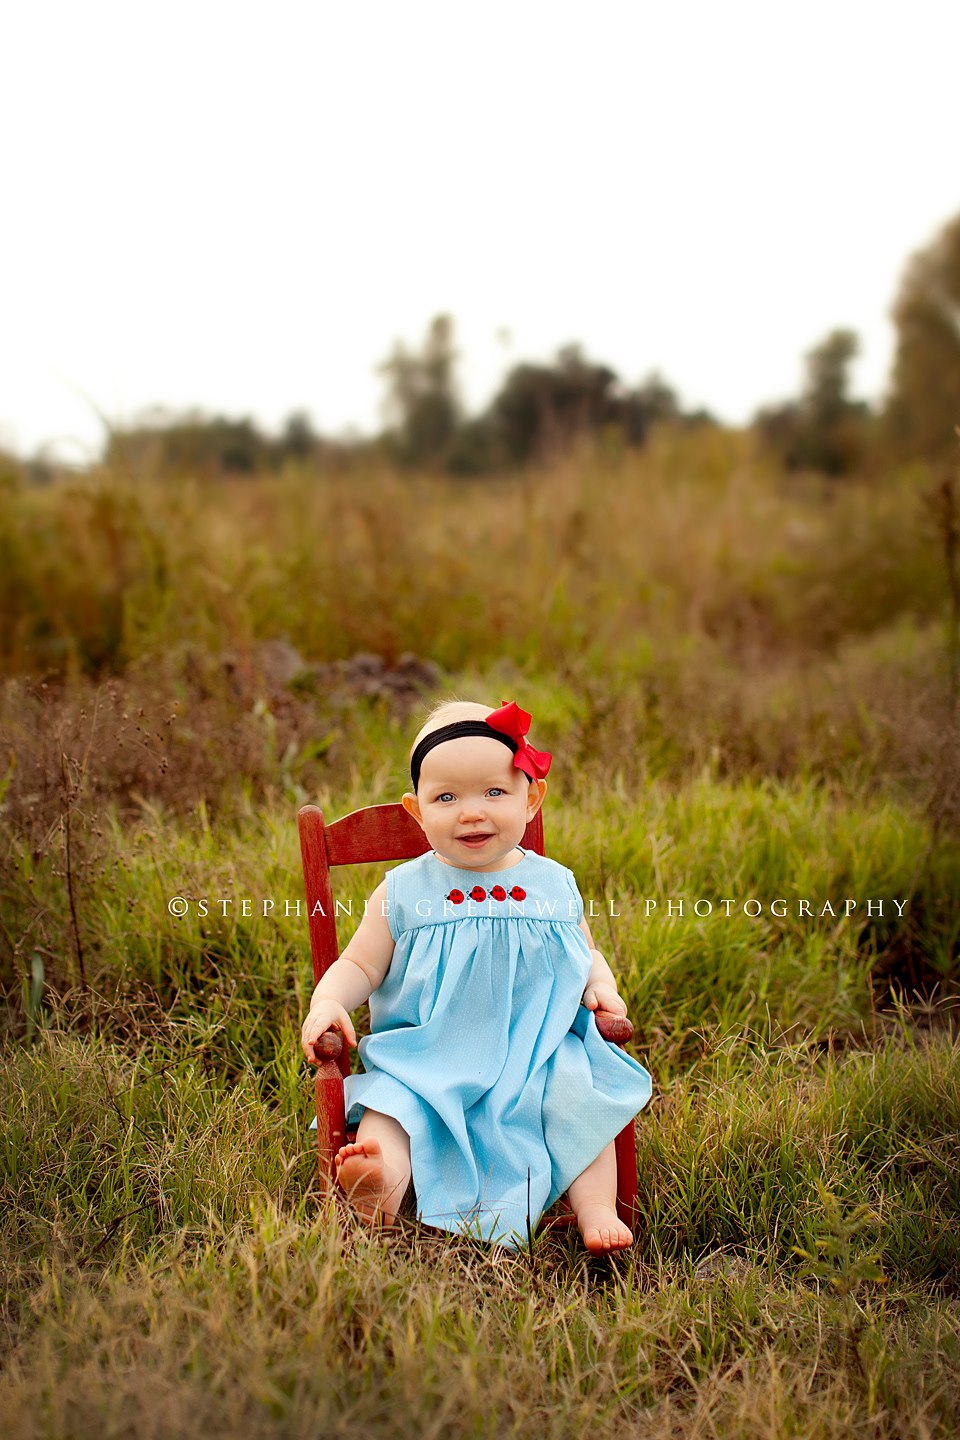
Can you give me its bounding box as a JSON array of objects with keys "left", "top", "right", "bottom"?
[
  {"left": 576, "top": 1202, "right": 633, "bottom": 1254},
  {"left": 334, "top": 1138, "right": 397, "bottom": 1225}
]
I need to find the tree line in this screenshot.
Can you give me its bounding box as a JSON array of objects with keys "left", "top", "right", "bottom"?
[{"left": 97, "top": 209, "right": 960, "bottom": 480}]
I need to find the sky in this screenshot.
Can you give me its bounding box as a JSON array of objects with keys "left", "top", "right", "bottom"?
[{"left": 2, "top": 1, "right": 958, "bottom": 462}]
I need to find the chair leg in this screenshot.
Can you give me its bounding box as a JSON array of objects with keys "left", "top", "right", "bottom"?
[
  {"left": 314, "top": 1061, "right": 347, "bottom": 1195},
  {"left": 614, "top": 1118, "right": 639, "bottom": 1229}
]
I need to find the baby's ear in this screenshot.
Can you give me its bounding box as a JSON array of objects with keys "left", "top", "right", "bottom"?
[{"left": 401, "top": 792, "right": 423, "bottom": 825}]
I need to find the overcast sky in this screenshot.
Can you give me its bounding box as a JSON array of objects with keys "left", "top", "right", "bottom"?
[{"left": 2, "top": 1, "right": 958, "bottom": 462}]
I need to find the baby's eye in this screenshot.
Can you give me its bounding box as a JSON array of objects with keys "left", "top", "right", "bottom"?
[
  {"left": 487, "top": 788, "right": 505, "bottom": 797},
  {"left": 436, "top": 792, "right": 455, "bottom": 803}
]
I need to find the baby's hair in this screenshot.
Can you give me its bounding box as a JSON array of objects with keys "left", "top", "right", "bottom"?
[{"left": 408, "top": 697, "right": 493, "bottom": 767}]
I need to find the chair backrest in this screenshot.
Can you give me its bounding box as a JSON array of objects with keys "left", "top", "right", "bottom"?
[{"left": 297, "top": 802, "right": 545, "bottom": 987}]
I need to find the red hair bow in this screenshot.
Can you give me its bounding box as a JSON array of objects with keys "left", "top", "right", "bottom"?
[{"left": 485, "top": 699, "right": 552, "bottom": 781}]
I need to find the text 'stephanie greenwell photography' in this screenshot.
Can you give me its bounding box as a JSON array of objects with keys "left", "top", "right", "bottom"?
[{"left": 2, "top": 5, "right": 960, "bottom": 1437}]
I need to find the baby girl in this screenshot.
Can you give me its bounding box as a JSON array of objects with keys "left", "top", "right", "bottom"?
[{"left": 301, "top": 698, "right": 652, "bottom": 1251}]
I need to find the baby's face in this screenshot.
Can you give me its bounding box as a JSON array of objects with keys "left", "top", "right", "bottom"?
[{"left": 404, "top": 736, "right": 545, "bottom": 871}]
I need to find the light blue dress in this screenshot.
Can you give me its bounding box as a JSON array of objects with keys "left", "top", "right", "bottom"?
[{"left": 340, "top": 847, "right": 653, "bottom": 1248}]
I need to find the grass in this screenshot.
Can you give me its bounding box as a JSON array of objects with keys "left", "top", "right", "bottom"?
[
  {"left": 1, "top": 432, "right": 959, "bottom": 1435},
  {"left": 4, "top": 768, "right": 956, "bottom": 1077},
  {"left": 0, "top": 429, "right": 954, "bottom": 683},
  {"left": 1, "top": 1025, "right": 957, "bottom": 1437}
]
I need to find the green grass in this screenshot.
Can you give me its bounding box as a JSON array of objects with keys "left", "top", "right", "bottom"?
[
  {"left": 2, "top": 437, "right": 960, "bottom": 1434},
  {"left": 4, "top": 768, "right": 955, "bottom": 1081},
  {"left": 1, "top": 1026, "right": 957, "bottom": 1437}
]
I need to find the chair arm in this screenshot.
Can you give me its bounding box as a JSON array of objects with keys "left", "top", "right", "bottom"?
[
  {"left": 313, "top": 1030, "right": 345, "bottom": 1061},
  {"left": 594, "top": 1009, "right": 634, "bottom": 1044},
  {"left": 311, "top": 1017, "right": 633, "bottom": 1055}
]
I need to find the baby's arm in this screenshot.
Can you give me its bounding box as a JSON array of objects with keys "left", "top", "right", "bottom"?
[
  {"left": 300, "top": 878, "right": 395, "bottom": 1062},
  {"left": 578, "top": 916, "right": 628, "bottom": 1017}
]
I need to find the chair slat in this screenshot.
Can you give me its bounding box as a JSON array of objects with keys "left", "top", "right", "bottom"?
[{"left": 325, "top": 803, "right": 430, "bottom": 866}]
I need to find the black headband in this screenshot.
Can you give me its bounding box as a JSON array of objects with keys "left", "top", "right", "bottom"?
[{"left": 410, "top": 720, "right": 532, "bottom": 792}]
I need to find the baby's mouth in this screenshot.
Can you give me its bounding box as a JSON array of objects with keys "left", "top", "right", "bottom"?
[{"left": 458, "top": 833, "right": 493, "bottom": 846}]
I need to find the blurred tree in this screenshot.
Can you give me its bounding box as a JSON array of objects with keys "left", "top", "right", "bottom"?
[
  {"left": 446, "top": 415, "right": 500, "bottom": 476},
  {"left": 279, "top": 410, "right": 318, "bottom": 461},
  {"left": 107, "top": 412, "right": 269, "bottom": 475},
  {"left": 885, "top": 212, "right": 960, "bottom": 464},
  {"left": 488, "top": 343, "right": 620, "bottom": 464},
  {"left": 105, "top": 410, "right": 337, "bottom": 476},
  {"left": 445, "top": 349, "right": 693, "bottom": 472},
  {"left": 378, "top": 314, "right": 462, "bottom": 467},
  {"left": 619, "top": 370, "right": 681, "bottom": 445},
  {"left": 799, "top": 329, "right": 870, "bottom": 474},
  {"left": 755, "top": 329, "right": 870, "bottom": 476},
  {"left": 806, "top": 330, "right": 858, "bottom": 425}
]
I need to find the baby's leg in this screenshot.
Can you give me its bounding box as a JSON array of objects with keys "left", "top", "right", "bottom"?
[
  {"left": 566, "top": 1140, "right": 633, "bottom": 1253},
  {"left": 335, "top": 1108, "right": 412, "bottom": 1226}
]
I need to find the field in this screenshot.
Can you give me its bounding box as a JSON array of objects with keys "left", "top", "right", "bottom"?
[{"left": 1, "top": 428, "right": 959, "bottom": 1438}]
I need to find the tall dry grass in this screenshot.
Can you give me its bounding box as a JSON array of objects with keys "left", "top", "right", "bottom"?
[
  {"left": 0, "top": 429, "right": 952, "bottom": 674},
  {"left": 2, "top": 428, "right": 958, "bottom": 834},
  {"left": 1, "top": 431, "right": 959, "bottom": 1436}
]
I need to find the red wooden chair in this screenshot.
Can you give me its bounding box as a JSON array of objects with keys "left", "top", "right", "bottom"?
[{"left": 298, "top": 801, "right": 639, "bottom": 1233}]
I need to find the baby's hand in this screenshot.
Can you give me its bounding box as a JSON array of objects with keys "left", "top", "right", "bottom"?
[
  {"left": 301, "top": 1000, "right": 357, "bottom": 1064},
  {"left": 582, "top": 982, "right": 628, "bottom": 1017}
]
